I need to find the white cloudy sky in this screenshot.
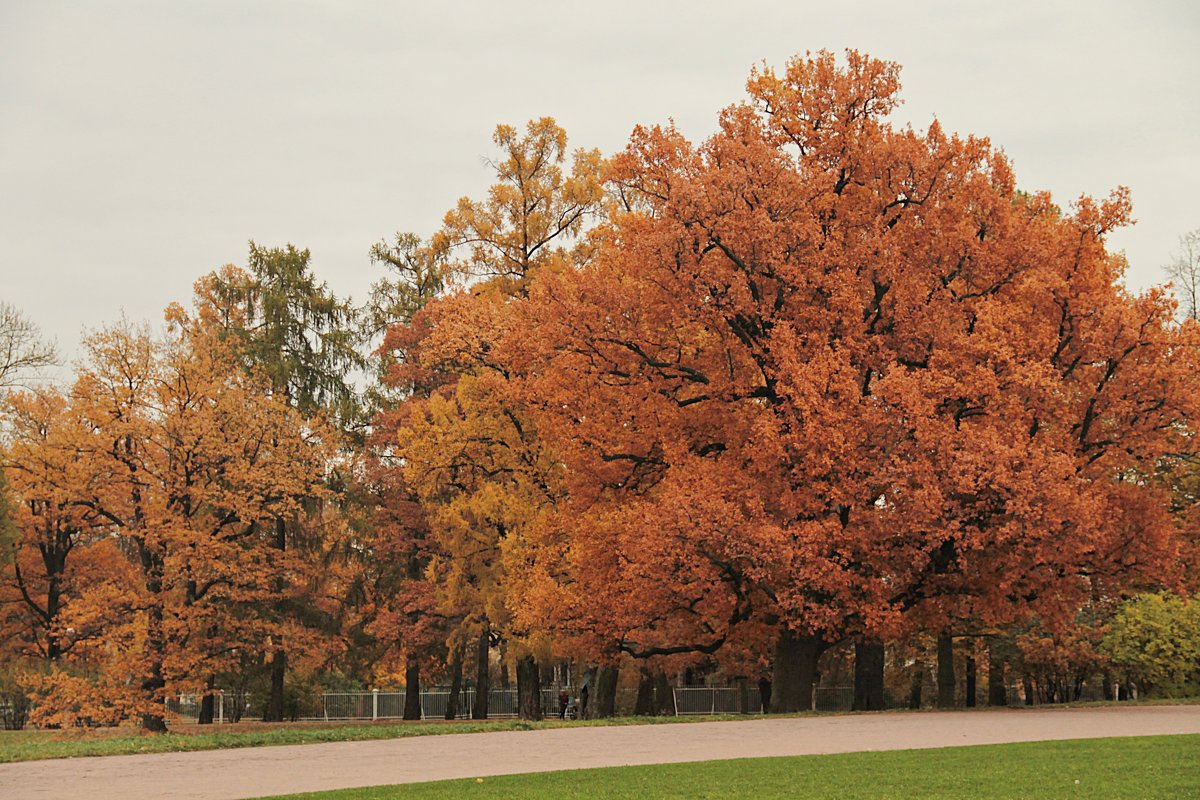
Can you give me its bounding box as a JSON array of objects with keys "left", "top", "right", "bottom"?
[{"left": 2, "top": 1, "right": 1198, "bottom": 362}]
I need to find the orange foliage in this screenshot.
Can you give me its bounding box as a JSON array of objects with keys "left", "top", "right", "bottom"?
[
  {"left": 499, "top": 51, "right": 1200, "bottom": 669},
  {"left": 2, "top": 314, "right": 332, "bottom": 730}
]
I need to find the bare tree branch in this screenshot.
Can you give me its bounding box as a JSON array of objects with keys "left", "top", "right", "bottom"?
[{"left": 0, "top": 302, "right": 58, "bottom": 389}]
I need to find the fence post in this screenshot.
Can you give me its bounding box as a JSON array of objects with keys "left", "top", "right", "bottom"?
[
  {"left": 372, "top": 689, "right": 379, "bottom": 721},
  {"left": 218, "top": 690, "right": 224, "bottom": 725}
]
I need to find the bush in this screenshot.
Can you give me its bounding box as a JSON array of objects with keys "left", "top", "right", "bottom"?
[{"left": 1101, "top": 593, "right": 1200, "bottom": 697}]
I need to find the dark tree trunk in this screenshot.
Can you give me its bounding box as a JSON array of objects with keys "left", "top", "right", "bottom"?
[
  {"left": 140, "top": 618, "right": 168, "bottom": 732},
  {"left": 757, "top": 677, "right": 772, "bottom": 714},
  {"left": 936, "top": 633, "right": 956, "bottom": 709},
  {"left": 656, "top": 671, "right": 677, "bottom": 716},
  {"left": 1102, "top": 670, "right": 1115, "bottom": 701},
  {"left": 198, "top": 676, "right": 216, "bottom": 725},
  {"left": 771, "top": 628, "right": 823, "bottom": 713},
  {"left": 852, "top": 637, "right": 886, "bottom": 711},
  {"left": 263, "top": 648, "right": 286, "bottom": 722},
  {"left": 965, "top": 653, "right": 977, "bottom": 708},
  {"left": 988, "top": 641, "right": 1007, "bottom": 706},
  {"left": 516, "top": 654, "right": 543, "bottom": 720},
  {"left": 471, "top": 628, "right": 490, "bottom": 720},
  {"left": 593, "top": 665, "right": 619, "bottom": 718},
  {"left": 403, "top": 654, "right": 422, "bottom": 720},
  {"left": 581, "top": 667, "right": 596, "bottom": 719},
  {"left": 1022, "top": 673, "right": 1035, "bottom": 705},
  {"left": 445, "top": 644, "right": 464, "bottom": 720},
  {"left": 264, "top": 517, "right": 288, "bottom": 723},
  {"left": 908, "top": 660, "right": 925, "bottom": 709},
  {"left": 499, "top": 640, "right": 511, "bottom": 690},
  {"left": 140, "top": 675, "right": 168, "bottom": 732},
  {"left": 634, "top": 670, "right": 656, "bottom": 716},
  {"left": 44, "top": 575, "right": 63, "bottom": 662},
  {"left": 139, "top": 544, "right": 168, "bottom": 733},
  {"left": 736, "top": 676, "right": 752, "bottom": 714}
]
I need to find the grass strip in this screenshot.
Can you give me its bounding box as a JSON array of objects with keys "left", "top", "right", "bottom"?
[{"left": 262, "top": 734, "right": 1200, "bottom": 800}]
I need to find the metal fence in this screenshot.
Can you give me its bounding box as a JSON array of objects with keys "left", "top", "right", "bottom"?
[
  {"left": 672, "top": 686, "right": 764, "bottom": 715},
  {"left": 280, "top": 686, "right": 566, "bottom": 724},
  {"left": 814, "top": 686, "right": 854, "bottom": 712},
  {"left": 171, "top": 686, "right": 775, "bottom": 723}
]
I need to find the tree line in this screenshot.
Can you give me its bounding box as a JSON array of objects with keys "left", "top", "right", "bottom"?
[{"left": 3, "top": 51, "right": 1200, "bottom": 731}]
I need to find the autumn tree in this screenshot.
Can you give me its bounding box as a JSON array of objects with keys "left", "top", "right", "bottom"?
[
  {"left": 0, "top": 389, "right": 121, "bottom": 666},
  {"left": 361, "top": 233, "right": 446, "bottom": 407},
  {"left": 390, "top": 118, "right": 604, "bottom": 719},
  {"left": 346, "top": 232, "right": 450, "bottom": 720},
  {"left": 435, "top": 117, "right": 605, "bottom": 294},
  {"left": 48, "top": 316, "right": 331, "bottom": 731},
  {"left": 197, "top": 243, "right": 362, "bottom": 721},
  {"left": 502, "top": 51, "right": 1200, "bottom": 713}
]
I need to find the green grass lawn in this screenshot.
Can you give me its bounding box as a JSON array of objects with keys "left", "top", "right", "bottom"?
[{"left": 260, "top": 735, "right": 1200, "bottom": 800}]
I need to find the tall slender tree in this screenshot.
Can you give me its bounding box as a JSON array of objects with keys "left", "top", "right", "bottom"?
[
  {"left": 194, "top": 244, "right": 362, "bottom": 721},
  {"left": 391, "top": 119, "right": 604, "bottom": 719}
]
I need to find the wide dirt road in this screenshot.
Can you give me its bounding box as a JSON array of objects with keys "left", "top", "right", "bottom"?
[{"left": 3, "top": 706, "right": 1199, "bottom": 800}]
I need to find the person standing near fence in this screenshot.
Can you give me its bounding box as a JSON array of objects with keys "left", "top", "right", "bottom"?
[{"left": 558, "top": 688, "right": 569, "bottom": 719}]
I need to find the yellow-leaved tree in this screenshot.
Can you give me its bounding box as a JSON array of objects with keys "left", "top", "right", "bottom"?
[{"left": 391, "top": 118, "right": 603, "bottom": 719}]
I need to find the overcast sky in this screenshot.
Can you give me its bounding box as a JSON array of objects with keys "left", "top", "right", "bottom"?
[{"left": 2, "top": 1, "right": 1198, "bottom": 365}]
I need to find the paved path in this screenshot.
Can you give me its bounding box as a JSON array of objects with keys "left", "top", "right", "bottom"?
[{"left": 2, "top": 706, "right": 1199, "bottom": 800}]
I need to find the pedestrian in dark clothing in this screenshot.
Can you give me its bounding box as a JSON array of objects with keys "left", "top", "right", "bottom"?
[{"left": 558, "top": 688, "right": 569, "bottom": 719}]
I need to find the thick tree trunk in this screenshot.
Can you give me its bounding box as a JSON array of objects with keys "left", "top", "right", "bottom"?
[
  {"left": 471, "top": 628, "right": 490, "bottom": 720},
  {"left": 516, "top": 654, "right": 543, "bottom": 720},
  {"left": 771, "top": 628, "right": 822, "bottom": 713},
  {"left": 1022, "top": 673, "right": 1035, "bottom": 705},
  {"left": 657, "top": 671, "right": 677, "bottom": 716},
  {"left": 908, "top": 660, "right": 925, "bottom": 709},
  {"left": 593, "top": 665, "right": 619, "bottom": 718},
  {"left": 852, "top": 637, "right": 886, "bottom": 711},
  {"left": 198, "top": 676, "right": 216, "bottom": 725},
  {"left": 140, "top": 547, "right": 168, "bottom": 733},
  {"left": 445, "top": 644, "right": 464, "bottom": 720},
  {"left": 936, "top": 633, "right": 956, "bottom": 709},
  {"left": 1102, "top": 670, "right": 1115, "bottom": 702},
  {"left": 141, "top": 620, "right": 168, "bottom": 733},
  {"left": 141, "top": 677, "right": 168, "bottom": 732},
  {"left": 988, "top": 641, "right": 1007, "bottom": 706},
  {"left": 633, "top": 670, "right": 655, "bottom": 716},
  {"left": 403, "top": 655, "right": 422, "bottom": 720},
  {"left": 965, "top": 652, "right": 977, "bottom": 707},
  {"left": 44, "top": 576, "right": 63, "bottom": 662}
]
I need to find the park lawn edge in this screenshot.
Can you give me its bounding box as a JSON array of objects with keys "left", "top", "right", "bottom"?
[
  {"left": 2, "top": 696, "right": 1198, "bottom": 764},
  {"left": 254, "top": 734, "right": 1200, "bottom": 800}
]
